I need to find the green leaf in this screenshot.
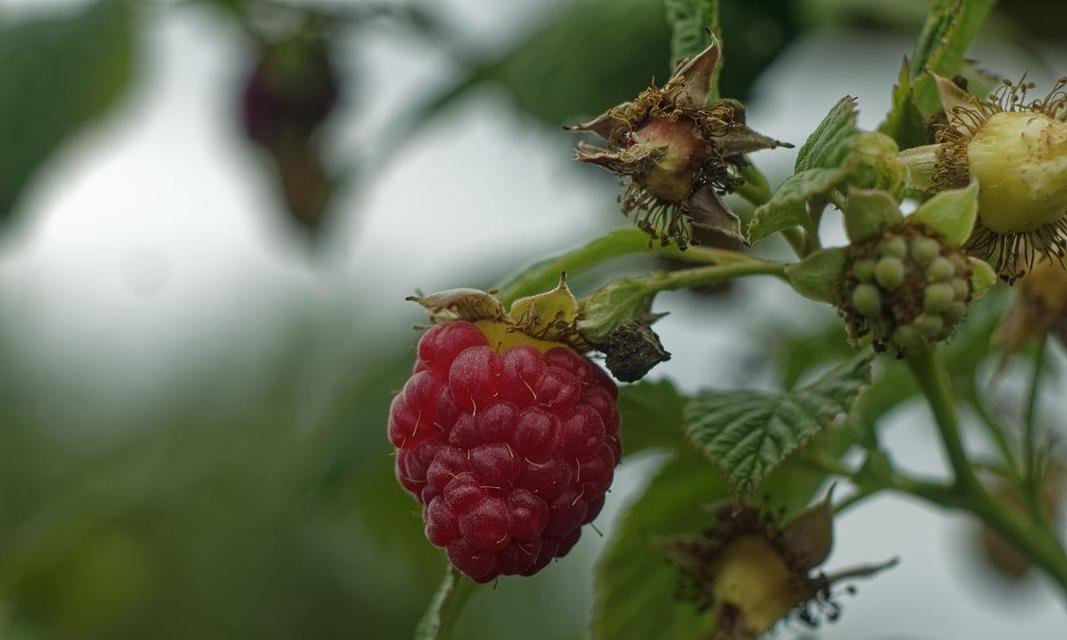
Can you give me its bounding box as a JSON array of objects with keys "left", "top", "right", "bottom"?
[
  {"left": 909, "top": 0, "right": 995, "bottom": 115},
  {"left": 415, "top": 0, "right": 670, "bottom": 129},
  {"left": 618, "top": 379, "right": 688, "bottom": 455},
  {"left": 879, "top": 0, "right": 996, "bottom": 146},
  {"left": 0, "top": 0, "right": 134, "bottom": 216},
  {"left": 967, "top": 257, "right": 997, "bottom": 300},
  {"left": 684, "top": 355, "right": 873, "bottom": 499},
  {"left": 591, "top": 452, "right": 723, "bottom": 640},
  {"left": 785, "top": 247, "right": 847, "bottom": 304},
  {"left": 414, "top": 567, "right": 478, "bottom": 640},
  {"left": 748, "top": 97, "right": 858, "bottom": 243},
  {"left": 794, "top": 96, "right": 858, "bottom": 173},
  {"left": 910, "top": 178, "right": 978, "bottom": 245},
  {"left": 665, "top": 0, "right": 721, "bottom": 98},
  {"left": 748, "top": 167, "right": 846, "bottom": 242},
  {"left": 878, "top": 57, "right": 927, "bottom": 149}
]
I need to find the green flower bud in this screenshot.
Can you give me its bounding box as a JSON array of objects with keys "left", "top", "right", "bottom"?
[
  {"left": 928, "top": 257, "right": 956, "bottom": 281},
  {"left": 852, "top": 284, "right": 882, "bottom": 317},
  {"left": 881, "top": 236, "right": 908, "bottom": 259},
  {"left": 892, "top": 325, "right": 922, "bottom": 350},
  {"left": 841, "top": 222, "right": 974, "bottom": 355},
  {"left": 924, "top": 283, "right": 955, "bottom": 313},
  {"left": 951, "top": 278, "right": 970, "bottom": 301},
  {"left": 853, "top": 259, "right": 876, "bottom": 283},
  {"left": 913, "top": 314, "right": 945, "bottom": 337},
  {"left": 944, "top": 301, "right": 967, "bottom": 323},
  {"left": 851, "top": 132, "right": 907, "bottom": 196},
  {"left": 874, "top": 257, "right": 906, "bottom": 290},
  {"left": 911, "top": 237, "right": 941, "bottom": 266}
]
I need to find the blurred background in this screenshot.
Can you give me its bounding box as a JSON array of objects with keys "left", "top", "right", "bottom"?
[{"left": 0, "top": 0, "right": 1065, "bottom": 638}]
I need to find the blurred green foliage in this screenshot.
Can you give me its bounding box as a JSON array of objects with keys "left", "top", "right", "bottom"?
[{"left": 0, "top": 0, "right": 133, "bottom": 218}]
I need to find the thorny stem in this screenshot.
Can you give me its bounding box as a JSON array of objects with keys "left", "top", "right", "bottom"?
[{"left": 496, "top": 227, "right": 768, "bottom": 305}]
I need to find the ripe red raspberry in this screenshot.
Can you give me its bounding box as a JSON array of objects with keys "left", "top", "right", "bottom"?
[{"left": 389, "top": 320, "right": 622, "bottom": 582}]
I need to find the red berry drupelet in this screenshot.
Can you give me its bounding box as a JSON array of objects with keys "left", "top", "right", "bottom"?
[{"left": 389, "top": 320, "right": 622, "bottom": 582}]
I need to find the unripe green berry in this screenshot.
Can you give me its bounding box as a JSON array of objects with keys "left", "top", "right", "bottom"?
[
  {"left": 924, "top": 283, "right": 955, "bottom": 313},
  {"left": 944, "top": 302, "right": 967, "bottom": 323},
  {"left": 853, "top": 260, "right": 876, "bottom": 283},
  {"left": 874, "top": 257, "right": 906, "bottom": 290},
  {"left": 927, "top": 257, "right": 955, "bottom": 281},
  {"left": 892, "top": 325, "right": 922, "bottom": 350},
  {"left": 913, "top": 313, "right": 945, "bottom": 337},
  {"left": 881, "top": 236, "right": 908, "bottom": 259},
  {"left": 852, "top": 284, "right": 882, "bottom": 317},
  {"left": 911, "top": 238, "right": 940, "bottom": 266},
  {"left": 951, "top": 278, "right": 969, "bottom": 301}
]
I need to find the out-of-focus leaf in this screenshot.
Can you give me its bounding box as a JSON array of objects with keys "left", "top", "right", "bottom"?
[
  {"left": 0, "top": 0, "right": 133, "bottom": 216},
  {"left": 684, "top": 355, "right": 872, "bottom": 498},
  {"left": 665, "top": 0, "right": 720, "bottom": 97},
  {"left": 591, "top": 452, "right": 722, "bottom": 640},
  {"left": 592, "top": 435, "right": 843, "bottom": 639},
  {"left": 417, "top": 0, "right": 670, "bottom": 128},
  {"left": 617, "top": 379, "right": 688, "bottom": 455},
  {"left": 414, "top": 568, "right": 477, "bottom": 640}
]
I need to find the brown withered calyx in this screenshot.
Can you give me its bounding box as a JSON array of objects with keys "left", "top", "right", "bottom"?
[{"left": 566, "top": 38, "right": 790, "bottom": 249}]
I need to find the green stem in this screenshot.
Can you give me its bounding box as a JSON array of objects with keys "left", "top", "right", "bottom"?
[
  {"left": 905, "top": 344, "right": 1067, "bottom": 599},
  {"left": 905, "top": 345, "right": 981, "bottom": 494},
  {"left": 963, "top": 380, "right": 1019, "bottom": 477},
  {"left": 1023, "top": 333, "right": 1049, "bottom": 523},
  {"left": 635, "top": 260, "right": 788, "bottom": 293},
  {"left": 414, "top": 567, "right": 477, "bottom": 640},
  {"left": 495, "top": 228, "right": 758, "bottom": 305}
]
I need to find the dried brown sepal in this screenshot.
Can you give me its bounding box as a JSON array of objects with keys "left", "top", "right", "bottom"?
[
  {"left": 566, "top": 39, "right": 788, "bottom": 248},
  {"left": 406, "top": 288, "right": 507, "bottom": 324},
  {"left": 586, "top": 321, "right": 670, "bottom": 383},
  {"left": 663, "top": 497, "right": 896, "bottom": 640}
]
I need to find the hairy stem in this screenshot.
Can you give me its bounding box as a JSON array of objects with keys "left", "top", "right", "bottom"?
[{"left": 495, "top": 228, "right": 758, "bottom": 305}]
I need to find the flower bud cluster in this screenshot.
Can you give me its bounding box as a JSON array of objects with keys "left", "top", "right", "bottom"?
[{"left": 842, "top": 224, "right": 972, "bottom": 354}]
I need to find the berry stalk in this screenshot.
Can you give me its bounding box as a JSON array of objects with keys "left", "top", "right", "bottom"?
[{"left": 496, "top": 228, "right": 768, "bottom": 305}]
